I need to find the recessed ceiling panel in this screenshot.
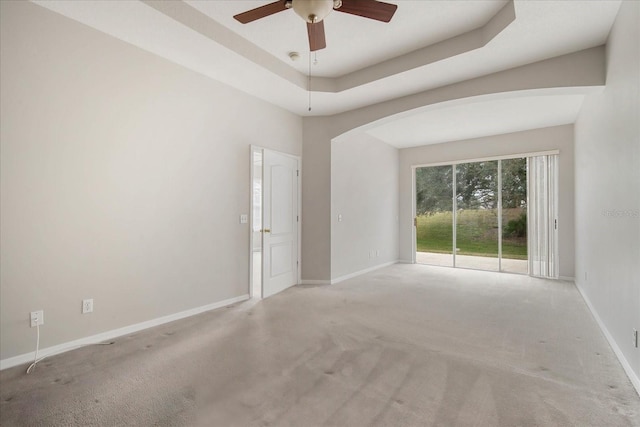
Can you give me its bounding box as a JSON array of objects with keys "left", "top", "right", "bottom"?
[{"left": 186, "top": 0, "right": 509, "bottom": 78}]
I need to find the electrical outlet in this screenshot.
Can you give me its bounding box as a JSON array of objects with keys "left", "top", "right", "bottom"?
[
  {"left": 30, "top": 310, "right": 44, "bottom": 327},
  {"left": 82, "top": 299, "right": 93, "bottom": 314}
]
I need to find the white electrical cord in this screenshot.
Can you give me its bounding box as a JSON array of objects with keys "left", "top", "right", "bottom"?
[
  {"left": 26, "top": 324, "right": 41, "bottom": 374},
  {"left": 26, "top": 325, "right": 114, "bottom": 374}
]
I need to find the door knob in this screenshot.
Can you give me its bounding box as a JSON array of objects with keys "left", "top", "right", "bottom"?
[{"left": 262, "top": 228, "right": 271, "bottom": 233}]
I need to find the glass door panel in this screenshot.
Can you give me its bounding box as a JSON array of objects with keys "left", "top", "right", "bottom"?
[
  {"left": 501, "top": 157, "right": 528, "bottom": 274},
  {"left": 415, "top": 165, "right": 453, "bottom": 267},
  {"left": 455, "top": 161, "right": 499, "bottom": 271}
]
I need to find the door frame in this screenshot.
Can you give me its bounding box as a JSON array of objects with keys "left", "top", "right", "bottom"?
[{"left": 250, "top": 145, "right": 301, "bottom": 298}]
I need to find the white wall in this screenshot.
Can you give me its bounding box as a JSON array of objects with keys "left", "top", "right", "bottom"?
[
  {"left": 398, "top": 125, "right": 575, "bottom": 279},
  {"left": 574, "top": 1, "right": 639, "bottom": 390},
  {"left": 0, "top": 2, "right": 302, "bottom": 361},
  {"left": 331, "top": 133, "right": 399, "bottom": 280}
]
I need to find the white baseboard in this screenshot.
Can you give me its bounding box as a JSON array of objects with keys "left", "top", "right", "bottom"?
[
  {"left": 299, "top": 279, "right": 331, "bottom": 285},
  {"left": 0, "top": 294, "right": 250, "bottom": 371},
  {"left": 575, "top": 281, "right": 640, "bottom": 397},
  {"left": 330, "top": 260, "right": 399, "bottom": 285},
  {"left": 558, "top": 275, "right": 575, "bottom": 282}
]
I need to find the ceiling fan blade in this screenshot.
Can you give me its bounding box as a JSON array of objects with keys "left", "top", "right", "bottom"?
[
  {"left": 336, "top": 0, "right": 397, "bottom": 23},
  {"left": 307, "top": 21, "right": 326, "bottom": 52},
  {"left": 233, "top": 1, "right": 288, "bottom": 24}
]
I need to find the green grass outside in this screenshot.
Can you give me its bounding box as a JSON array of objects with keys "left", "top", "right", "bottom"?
[{"left": 416, "top": 209, "right": 527, "bottom": 260}]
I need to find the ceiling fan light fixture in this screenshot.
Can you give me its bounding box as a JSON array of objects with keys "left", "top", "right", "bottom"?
[{"left": 292, "top": 0, "right": 334, "bottom": 23}]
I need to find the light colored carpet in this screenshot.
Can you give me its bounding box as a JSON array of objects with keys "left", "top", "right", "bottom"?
[{"left": 1, "top": 264, "right": 639, "bottom": 426}]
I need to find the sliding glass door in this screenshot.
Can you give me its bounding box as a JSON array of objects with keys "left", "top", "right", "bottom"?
[{"left": 415, "top": 155, "right": 555, "bottom": 276}]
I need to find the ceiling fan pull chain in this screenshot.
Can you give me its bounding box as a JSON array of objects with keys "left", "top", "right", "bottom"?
[{"left": 308, "top": 50, "right": 312, "bottom": 112}]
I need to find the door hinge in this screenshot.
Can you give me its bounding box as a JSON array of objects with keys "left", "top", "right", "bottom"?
[
  {"left": 554, "top": 219, "right": 557, "bottom": 230},
  {"left": 414, "top": 217, "right": 417, "bottom": 227},
  {"left": 296, "top": 170, "right": 299, "bottom": 177},
  {"left": 297, "top": 215, "right": 299, "bottom": 222}
]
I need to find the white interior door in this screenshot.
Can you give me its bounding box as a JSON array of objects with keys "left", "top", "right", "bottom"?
[{"left": 262, "top": 150, "right": 299, "bottom": 298}]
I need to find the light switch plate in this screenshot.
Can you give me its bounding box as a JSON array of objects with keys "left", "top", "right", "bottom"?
[{"left": 240, "top": 214, "right": 248, "bottom": 224}]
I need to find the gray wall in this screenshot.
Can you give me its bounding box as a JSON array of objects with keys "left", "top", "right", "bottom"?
[
  {"left": 300, "top": 118, "right": 333, "bottom": 282},
  {"left": 331, "top": 134, "right": 399, "bottom": 280},
  {"left": 301, "top": 47, "right": 604, "bottom": 282},
  {"left": 574, "top": 1, "right": 639, "bottom": 386},
  {"left": 0, "top": 2, "right": 302, "bottom": 360},
  {"left": 398, "top": 125, "right": 575, "bottom": 279}
]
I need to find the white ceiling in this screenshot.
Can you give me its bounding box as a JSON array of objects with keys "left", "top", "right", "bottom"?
[
  {"left": 364, "top": 93, "right": 586, "bottom": 148},
  {"left": 32, "top": 0, "right": 621, "bottom": 146}
]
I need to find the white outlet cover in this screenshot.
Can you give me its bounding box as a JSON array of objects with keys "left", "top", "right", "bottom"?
[
  {"left": 82, "top": 299, "right": 94, "bottom": 314},
  {"left": 30, "top": 310, "right": 44, "bottom": 327}
]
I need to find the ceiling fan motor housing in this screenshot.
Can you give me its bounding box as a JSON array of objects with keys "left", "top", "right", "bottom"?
[{"left": 291, "top": 0, "right": 336, "bottom": 23}]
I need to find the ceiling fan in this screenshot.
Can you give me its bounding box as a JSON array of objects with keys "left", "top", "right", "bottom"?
[{"left": 233, "top": 0, "right": 398, "bottom": 52}]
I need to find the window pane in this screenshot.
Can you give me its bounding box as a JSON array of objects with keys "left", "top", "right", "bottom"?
[
  {"left": 455, "top": 161, "right": 499, "bottom": 271},
  {"left": 501, "top": 158, "right": 528, "bottom": 274}
]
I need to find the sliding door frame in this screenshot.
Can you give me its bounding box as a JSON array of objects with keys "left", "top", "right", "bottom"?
[
  {"left": 412, "top": 150, "right": 559, "bottom": 275},
  {"left": 411, "top": 167, "right": 417, "bottom": 264},
  {"left": 452, "top": 164, "right": 458, "bottom": 267}
]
